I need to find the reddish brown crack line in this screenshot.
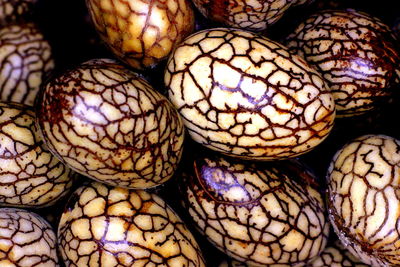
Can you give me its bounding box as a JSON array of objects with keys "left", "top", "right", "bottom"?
[
  {"left": 181, "top": 156, "right": 328, "bottom": 266},
  {"left": 37, "top": 59, "right": 184, "bottom": 188},
  {"left": 166, "top": 28, "right": 335, "bottom": 159},
  {"left": 0, "top": 23, "right": 54, "bottom": 105},
  {"left": 0, "top": 208, "right": 58, "bottom": 266},
  {"left": 0, "top": 102, "right": 73, "bottom": 207},
  {"left": 87, "top": 0, "right": 194, "bottom": 69},
  {"left": 58, "top": 183, "right": 205, "bottom": 267},
  {"left": 286, "top": 10, "right": 400, "bottom": 116}
]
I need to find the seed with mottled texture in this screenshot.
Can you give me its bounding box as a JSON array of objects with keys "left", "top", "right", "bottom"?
[
  {"left": 0, "top": 0, "right": 37, "bottom": 25},
  {"left": 165, "top": 28, "right": 335, "bottom": 160},
  {"left": 286, "top": 9, "right": 400, "bottom": 117},
  {"left": 0, "top": 102, "right": 74, "bottom": 208},
  {"left": 0, "top": 23, "right": 54, "bottom": 106},
  {"left": 219, "top": 240, "right": 368, "bottom": 266},
  {"left": 36, "top": 58, "right": 184, "bottom": 189},
  {"left": 327, "top": 134, "right": 400, "bottom": 266},
  {"left": 0, "top": 208, "right": 59, "bottom": 266},
  {"left": 308, "top": 240, "right": 368, "bottom": 267},
  {"left": 181, "top": 154, "right": 329, "bottom": 266},
  {"left": 58, "top": 182, "right": 206, "bottom": 267},
  {"left": 86, "top": 0, "right": 194, "bottom": 70},
  {"left": 191, "top": 0, "right": 312, "bottom": 31}
]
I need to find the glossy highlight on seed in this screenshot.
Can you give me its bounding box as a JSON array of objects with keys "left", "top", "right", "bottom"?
[
  {"left": 58, "top": 182, "right": 206, "bottom": 267},
  {"left": 287, "top": 9, "right": 400, "bottom": 117},
  {"left": 181, "top": 154, "right": 329, "bottom": 266},
  {"left": 0, "top": 22, "right": 54, "bottom": 105},
  {"left": 36, "top": 58, "right": 184, "bottom": 189},
  {"left": 0, "top": 208, "right": 59, "bottom": 266},
  {"left": 86, "top": 0, "right": 195, "bottom": 69},
  {"left": 165, "top": 28, "right": 335, "bottom": 160}
]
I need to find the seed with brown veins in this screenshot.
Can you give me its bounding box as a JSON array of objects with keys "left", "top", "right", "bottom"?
[
  {"left": 36, "top": 58, "right": 184, "bottom": 189},
  {"left": 286, "top": 9, "right": 400, "bottom": 117},
  {"left": 0, "top": 208, "right": 59, "bottom": 266},
  {"left": 180, "top": 154, "right": 329, "bottom": 266},
  {"left": 165, "top": 28, "right": 335, "bottom": 160},
  {"left": 0, "top": 0, "right": 37, "bottom": 25},
  {"left": 308, "top": 240, "right": 368, "bottom": 267},
  {"left": 219, "top": 240, "right": 369, "bottom": 266},
  {"left": 0, "top": 102, "right": 74, "bottom": 208},
  {"left": 0, "top": 23, "right": 54, "bottom": 106},
  {"left": 191, "top": 0, "right": 313, "bottom": 31},
  {"left": 327, "top": 134, "right": 400, "bottom": 266},
  {"left": 86, "top": 0, "right": 194, "bottom": 70},
  {"left": 58, "top": 182, "right": 206, "bottom": 267}
]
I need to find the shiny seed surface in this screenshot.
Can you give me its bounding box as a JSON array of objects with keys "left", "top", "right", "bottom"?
[
  {"left": 165, "top": 28, "right": 335, "bottom": 160},
  {"left": 181, "top": 155, "right": 329, "bottom": 266},
  {"left": 37, "top": 58, "right": 184, "bottom": 189},
  {"left": 0, "top": 102, "right": 73, "bottom": 208},
  {"left": 0, "top": 23, "right": 54, "bottom": 105},
  {"left": 287, "top": 9, "right": 400, "bottom": 117},
  {"left": 86, "top": 0, "right": 194, "bottom": 69},
  {"left": 58, "top": 182, "right": 206, "bottom": 267},
  {"left": 327, "top": 134, "right": 400, "bottom": 266},
  {"left": 0, "top": 208, "right": 58, "bottom": 266},
  {"left": 192, "top": 0, "right": 312, "bottom": 31},
  {"left": 308, "top": 240, "right": 368, "bottom": 267}
]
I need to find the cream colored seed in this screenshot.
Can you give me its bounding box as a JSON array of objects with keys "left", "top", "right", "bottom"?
[
  {"left": 0, "top": 208, "right": 58, "bottom": 267},
  {"left": 182, "top": 156, "right": 329, "bottom": 266},
  {"left": 166, "top": 28, "right": 335, "bottom": 160},
  {"left": 287, "top": 10, "right": 400, "bottom": 117},
  {"left": 0, "top": 102, "right": 74, "bottom": 208},
  {"left": 327, "top": 134, "right": 400, "bottom": 266},
  {"left": 37, "top": 58, "right": 184, "bottom": 189},
  {"left": 58, "top": 182, "right": 206, "bottom": 267}
]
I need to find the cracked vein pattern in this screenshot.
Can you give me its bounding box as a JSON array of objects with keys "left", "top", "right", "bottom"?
[
  {"left": 86, "top": 0, "right": 194, "bottom": 70},
  {"left": 58, "top": 182, "right": 206, "bottom": 267},
  {"left": 165, "top": 28, "right": 335, "bottom": 160},
  {"left": 181, "top": 155, "right": 329, "bottom": 266},
  {"left": 286, "top": 9, "right": 400, "bottom": 117},
  {"left": 36, "top": 58, "right": 184, "bottom": 189},
  {"left": 308, "top": 240, "right": 368, "bottom": 267},
  {"left": 219, "top": 240, "right": 369, "bottom": 267},
  {"left": 0, "top": 22, "right": 54, "bottom": 106},
  {"left": 327, "top": 134, "right": 400, "bottom": 266},
  {"left": 0, "top": 0, "right": 37, "bottom": 25},
  {"left": 191, "top": 0, "right": 313, "bottom": 31},
  {"left": 0, "top": 208, "right": 59, "bottom": 266},
  {"left": 0, "top": 102, "right": 74, "bottom": 208}
]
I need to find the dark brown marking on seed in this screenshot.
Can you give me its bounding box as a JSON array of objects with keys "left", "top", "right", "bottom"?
[
  {"left": 37, "top": 58, "right": 184, "bottom": 189},
  {"left": 86, "top": 0, "right": 195, "bottom": 70},
  {"left": 192, "top": 0, "right": 313, "bottom": 31},
  {"left": 327, "top": 134, "right": 400, "bottom": 266},
  {"left": 58, "top": 182, "right": 206, "bottom": 267},
  {"left": 0, "top": 208, "right": 59, "bottom": 266},
  {"left": 181, "top": 154, "right": 329, "bottom": 266},
  {"left": 166, "top": 28, "right": 335, "bottom": 160},
  {"left": 0, "top": 102, "right": 74, "bottom": 208},
  {"left": 286, "top": 9, "right": 400, "bottom": 117},
  {"left": 0, "top": 23, "right": 54, "bottom": 105}
]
